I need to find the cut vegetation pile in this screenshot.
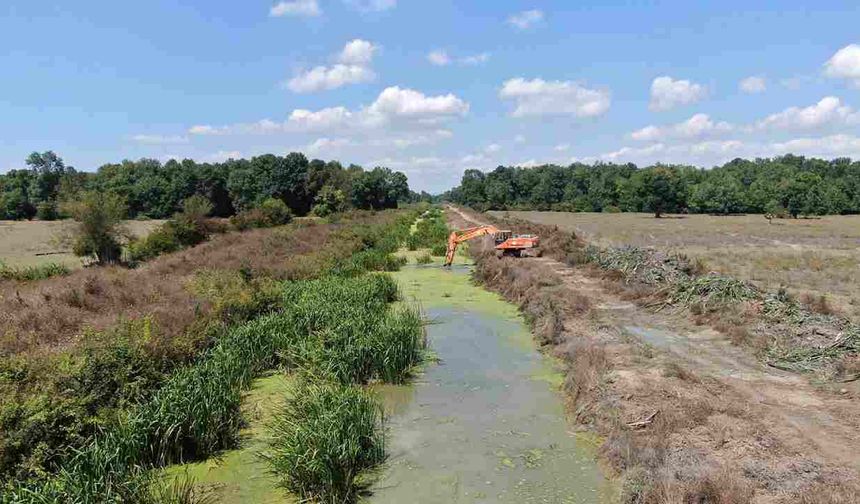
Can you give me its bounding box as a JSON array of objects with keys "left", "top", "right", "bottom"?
[{"left": 486, "top": 212, "right": 860, "bottom": 380}]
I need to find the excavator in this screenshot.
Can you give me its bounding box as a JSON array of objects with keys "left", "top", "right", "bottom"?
[{"left": 444, "top": 225, "right": 540, "bottom": 267}]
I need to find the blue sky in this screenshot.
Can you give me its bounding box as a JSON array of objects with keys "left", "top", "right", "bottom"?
[{"left": 2, "top": 1, "right": 859, "bottom": 192}]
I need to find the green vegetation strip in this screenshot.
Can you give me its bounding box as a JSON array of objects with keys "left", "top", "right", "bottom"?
[{"left": 2, "top": 210, "right": 425, "bottom": 504}]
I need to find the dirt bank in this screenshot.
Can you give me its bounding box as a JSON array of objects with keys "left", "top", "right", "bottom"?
[{"left": 447, "top": 206, "right": 860, "bottom": 504}]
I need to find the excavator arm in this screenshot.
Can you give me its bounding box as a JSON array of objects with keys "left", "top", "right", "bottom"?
[{"left": 444, "top": 225, "right": 501, "bottom": 266}]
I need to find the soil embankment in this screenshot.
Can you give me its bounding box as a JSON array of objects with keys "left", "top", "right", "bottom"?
[{"left": 448, "top": 205, "right": 860, "bottom": 503}]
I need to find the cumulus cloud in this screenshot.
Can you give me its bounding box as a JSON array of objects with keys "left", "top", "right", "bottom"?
[
  {"left": 824, "top": 44, "right": 860, "bottom": 87},
  {"left": 499, "top": 78, "right": 611, "bottom": 118},
  {"left": 649, "top": 76, "right": 706, "bottom": 111},
  {"left": 771, "top": 134, "right": 860, "bottom": 158},
  {"left": 189, "top": 86, "right": 468, "bottom": 137},
  {"left": 343, "top": 0, "right": 396, "bottom": 12},
  {"left": 631, "top": 113, "right": 733, "bottom": 141},
  {"left": 739, "top": 76, "right": 766, "bottom": 94},
  {"left": 367, "top": 86, "right": 469, "bottom": 119},
  {"left": 130, "top": 134, "right": 188, "bottom": 144},
  {"left": 507, "top": 9, "right": 544, "bottom": 30},
  {"left": 756, "top": 96, "right": 860, "bottom": 131},
  {"left": 514, "top": 135, "right": 526, "bottom": 143},
  {"left": 270, "top": 0, "right": 321, "bottom": 17},
  {"left": 208, "top": 150, "right": 243, "bottom": 162},
  {"left": 338, "top": 39, "right": 377, "bottom": 65},
  {"left": 484, "top": 144, "right": 501, "bottom": 154},
  {"left": 287, "top": 65, "right": 375, "bottom": 93},
  {"left": 287, "top": 39, "right": 378, "bottom": 93},
  {"left": 554, "top": 143, "right": 570, "bottom": 152},
  {"left": 427, "top": 50, "right": 450, "bottom": 66}
]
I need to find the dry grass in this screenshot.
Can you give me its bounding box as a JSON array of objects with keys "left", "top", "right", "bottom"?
[
  {"left": 0, "top": 219, "right": 164, "bottom": 270},
  {"left": 0, "top": 213, "right": 393, "bottom": 358},
  {"left": 493, "top": 211, "right": 860, "bottom": 319}
]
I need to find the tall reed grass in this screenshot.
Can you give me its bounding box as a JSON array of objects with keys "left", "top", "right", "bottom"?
[{"left": 264, "top": 379, "right": 384, "bottom": 503}]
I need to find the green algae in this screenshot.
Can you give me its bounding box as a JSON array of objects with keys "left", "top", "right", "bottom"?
[{"left": 162, "top": 373, "right": 294, "bottom": 504}]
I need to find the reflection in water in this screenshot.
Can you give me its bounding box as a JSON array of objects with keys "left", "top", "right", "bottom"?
[{"left": 370, "top": 306, "right": 613, "bottom": 503}]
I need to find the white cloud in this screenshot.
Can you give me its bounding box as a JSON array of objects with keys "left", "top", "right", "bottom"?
[
  {"left": 824, "top": 44, "right": 860, "bottom": 87},
  {"left": 460, "top": 53, "right": 490, "bottom": 65},
  {"left": 499, "top": 78, "right": 611, "bottom": 118},
  {"left": 756, "top": 96, "right": 860, "bottom": 131},
  {"left": 516, "top": 159, "right": 541, "bottom": 168},
  {"left": 189, "top": 87, "right": 468, "bottom": 137},
  {"left": 343, "top": 0, "right": 396, "bottom": 12},
  {"left": 130, "top": 134, "right": 188, "bottom": 145},
  {"left": 287, "top": 64, "right": 375, "bottom": 93},
  {"left": 288, "top": 107, "right": 356, "bottom": 131},
  {"left": 337, "top": 39, "right": 377, "bottom": 65},
  {"left": 287, "top": 39, "right": 378, "bottom": 93},
  {"left": 270, "top": 0, "right": 321, "bottom": 17},
  {"left": 649, "top": 76, "right": 706, "bottom": 111},
  {"left": 208, "top": 150, "right": 243, "bottom": 162},
  {"left": 514, "top": 134, "right": 526, "bottom": 143},
  {"left": 631, "top": 113, "right": 733, "bottom": 141},
  {"left": 367, "top": 86, "right": 469, "bottom": 119},
  {"left": 771, "top": 134, "right": 860, "bottom": 158},
  {"left": 507, "top": 10, "right": 544, "bottom": 30},
  {"left": 484, "top": 143, "right": 501, "bottom": 154},
  {"left": 739, "top": 76, "right": 766, "bottom": 94},
  {"left": 554, "top": 143, "right": 570, "bottom": 152},
  {"left": 427, "top": 50, "right": 450, "bottom": 66}
]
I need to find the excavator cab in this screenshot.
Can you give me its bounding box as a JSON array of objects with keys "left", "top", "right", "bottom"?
[{"left": 493, "top": 230, "right": 512, "bottom": 245}]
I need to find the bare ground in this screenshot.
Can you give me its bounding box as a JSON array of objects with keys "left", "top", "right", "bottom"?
[{"left": 450, "top": 206, "right": 860, "bottom": 503}]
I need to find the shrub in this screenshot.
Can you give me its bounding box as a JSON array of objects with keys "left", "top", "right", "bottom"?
[
  {"left": 36, "top": 201, "right": 59, "bottom": 221},
  {"left": 265, "top": 380, "right": 384, "bottom": 504},
  {"left": 230, "top": 198, "right": 293, "bottom": 231},
  {"left": 415, "top": 253, "right": 432, "bottom": 265},
  {"left": 127, "top": 196, "right": 214, "bottom": 262},
  {"left": 430, "top": 243, "right": 447, "bottom": 257},
  {"left": 312, "top": 186, "right": 348, "bottom": 217},
  {"left": 62, "top": 192, "right": 128, "bottom": 265}
]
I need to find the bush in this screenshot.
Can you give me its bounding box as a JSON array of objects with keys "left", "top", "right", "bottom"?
[
  {"left": 265, "top": 380, "right": 384, "bottom": 504},
  {"left": 36, "top": 201, "right": 59, "bottom": 221},
  {"left": 62, "top": 192, "right": 128, "bottom": 265},
  {"left": 230, "top": 198, "right": 293, "bottom": 230},
  {"left": 430, "top": 243, "right": 447, "bottom": 257},
  {"left": 415, "top": 253, "right": 432, "bottom": 265},
  {"left": 312, "top": 186, "right": 348, "bottom": 217},
  {"left": 127, "top": 197, "right": 214, "bottom": 263}
]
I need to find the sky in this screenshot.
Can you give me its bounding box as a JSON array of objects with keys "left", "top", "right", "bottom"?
[{"left": 1, "top": 1, "right": 860, "bottom": 193}]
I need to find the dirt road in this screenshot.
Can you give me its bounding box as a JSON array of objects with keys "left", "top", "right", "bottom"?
[{"left": 447, "top": 205, "right": 860, "bottom": 502}]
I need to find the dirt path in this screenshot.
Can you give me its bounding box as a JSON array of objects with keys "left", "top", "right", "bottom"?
[{"left": 448, "top": 205, "right": 860, "bottom": 500}]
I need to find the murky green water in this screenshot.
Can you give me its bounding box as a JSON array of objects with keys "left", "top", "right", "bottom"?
[{"left": 371, "top": 265, "right": 614, "bottom": 503}]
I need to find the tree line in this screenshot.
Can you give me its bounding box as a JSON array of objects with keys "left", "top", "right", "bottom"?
[
  {"left": 0, "top": 151, "right": 425, "bottom": 221},
  {"left": 447, "top": 155, "right": 860, "bottom": 217}
]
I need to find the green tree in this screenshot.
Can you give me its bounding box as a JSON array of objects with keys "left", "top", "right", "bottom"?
[
  {"left": 63, "top": 192, "right": 129, "bottom": 264},
  {"left": 312, "top": 185, "right": 348, "bottom": 217}
]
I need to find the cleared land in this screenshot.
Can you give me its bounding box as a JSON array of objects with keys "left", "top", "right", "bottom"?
[
  {"left": 0, "top": 219, "right": 164, "bottom": 268},
  {"left": 492, "top": 211, "right": 860, "bottom": 318}
]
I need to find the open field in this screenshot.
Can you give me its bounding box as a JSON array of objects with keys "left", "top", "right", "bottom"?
[
  {"left": 0, "top": 219, "right": 164, "bottom": 269},
  {"left": 491, "top": 211, "right": 860, "bottom": 318}
]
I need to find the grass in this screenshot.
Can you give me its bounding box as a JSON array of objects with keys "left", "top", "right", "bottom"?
[
  {"left": 264, "top": 380, "right": 384, "bottom": 504},
  {"left": 0, "top": 210, "right": 422, "bottom": 501},
  {"left": 0, "top": 261, "right": 69, "bottom": 281}
]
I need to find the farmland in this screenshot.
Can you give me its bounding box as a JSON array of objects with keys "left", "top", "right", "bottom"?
[
  {"left": 491, "top": 211, "right": 860, "bottom": 318},
  {"left": 0, "top": 219, "right": 164, "bottom": 269}
]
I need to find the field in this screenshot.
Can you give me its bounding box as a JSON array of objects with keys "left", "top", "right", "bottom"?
[
  {"left": 0, "top": 219, "right": 164, "bottom": 268},
  {"left": 491, "top": 211, "right": 860, "bottom": 318}
]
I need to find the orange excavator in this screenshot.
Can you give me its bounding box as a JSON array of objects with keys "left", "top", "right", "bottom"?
[{"left": 444, "top": 225, "right": 540, "bottom": 266}]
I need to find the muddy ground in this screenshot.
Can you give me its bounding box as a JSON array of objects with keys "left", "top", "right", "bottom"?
[{"left": 449, "top": 206, "right": 860, "bottom": 504}]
